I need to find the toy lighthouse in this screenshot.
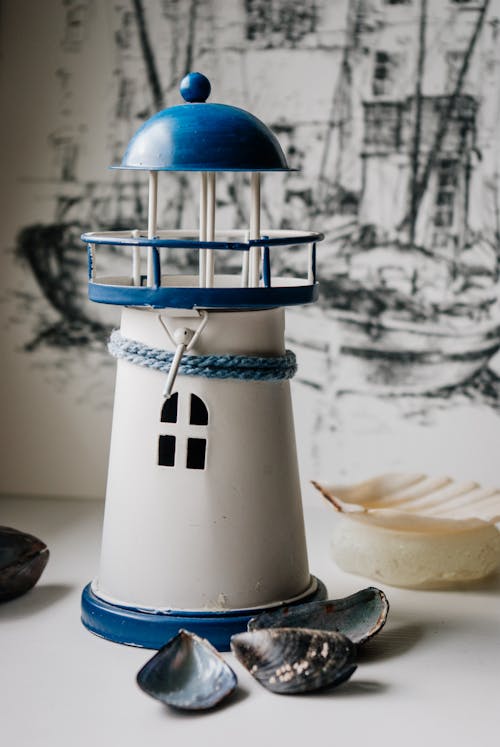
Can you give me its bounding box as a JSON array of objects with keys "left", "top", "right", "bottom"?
[{"left": 81, "top": 73, "right": 325, "bottom": 650}]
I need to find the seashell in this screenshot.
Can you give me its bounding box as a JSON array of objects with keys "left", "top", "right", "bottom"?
[
  {"left": 314, "top": 473, "right": 500, "bottom": 589},
  {"left": 231, "top": 628, "right": 356, "bottom": 695},
  {"left": 0, "top": 526, "right": 49, "bottom": 603},
  {"left": 137, "top": 629, "right": 237, "bottom": 710},
  {"left": 248, "top": 587, "right": 388, "bottom": 646}
]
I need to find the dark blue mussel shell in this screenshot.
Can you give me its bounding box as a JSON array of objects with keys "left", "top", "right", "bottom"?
[
  {"left": 0, "top": 526, "right": 49, "bottom": 602},
  {"left": 248, "top": 587, "right": 389, "bottom": 646},
  {"left": 137, "top": 629, "right": 237, "bottom": 710},
  {"left": 231, "top": 627, "right": 357, "bottom": 695}
]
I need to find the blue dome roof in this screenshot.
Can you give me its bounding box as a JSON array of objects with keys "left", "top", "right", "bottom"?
[{"left": 113, "top": 73, "right": 290, "bottom": 172}]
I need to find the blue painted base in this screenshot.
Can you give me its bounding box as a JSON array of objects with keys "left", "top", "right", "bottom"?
[{"left": 81, "top": 578, "right": 327, "bottom": 652}]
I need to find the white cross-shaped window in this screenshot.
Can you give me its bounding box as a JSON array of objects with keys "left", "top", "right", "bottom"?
[{"left": 158, "top": 392, "right": 209, "bottom": 470}]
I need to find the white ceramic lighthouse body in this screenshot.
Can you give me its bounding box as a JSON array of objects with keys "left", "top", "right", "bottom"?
[{"left": 81, "top": 73, "right": 325, "bottom": 650}]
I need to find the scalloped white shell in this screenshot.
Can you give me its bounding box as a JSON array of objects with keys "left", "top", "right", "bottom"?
[{"left": 314, "top": 474, "right": 500, "bottom": 589}]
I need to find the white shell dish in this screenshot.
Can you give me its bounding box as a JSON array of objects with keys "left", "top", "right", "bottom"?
[{"left": 314, "top": 473, "right": 500, "bottom": 589}]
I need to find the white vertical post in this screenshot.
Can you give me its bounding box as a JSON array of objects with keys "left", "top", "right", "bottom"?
[
  {"left": 132, "top": 248, "right": 141, "bottom": 286},
  {"left": 241, "top": 230, "right": 250, "bottom": 287},
  {"left": 249, "top": 172, "right": 261, "bottom": 287},
  {"left": 205, "top": 172, "right": 216, "bottom": 288},
  {"left": 199, "top": 172, "right": 208, "bottom": 287},
  {"left": 147, "top": 170, "right": 158, "bottom": 287},
  {"left": 131, "top": 229, "right": 141, "bottom": 286}
]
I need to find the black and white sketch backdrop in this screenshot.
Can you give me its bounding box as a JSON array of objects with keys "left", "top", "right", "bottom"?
[{"left": 1, "top": 0, "right": 500, "bottom": 500}]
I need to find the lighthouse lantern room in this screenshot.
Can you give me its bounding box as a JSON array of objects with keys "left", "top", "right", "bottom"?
[{"left": 81, "top": 72, "right": 326, "bottom": 651}]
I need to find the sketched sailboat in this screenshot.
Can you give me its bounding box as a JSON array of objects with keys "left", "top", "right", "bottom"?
[
  {"left": 11, "top": 0, "right": 500, "bottom": 397},
  {"left": 291, "top": 0, "right": 500, "bottom": 395}
]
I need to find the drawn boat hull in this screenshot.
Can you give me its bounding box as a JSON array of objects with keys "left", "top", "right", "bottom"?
[{"left": 287, "top": 308, "right": 500, "bottom": 395}]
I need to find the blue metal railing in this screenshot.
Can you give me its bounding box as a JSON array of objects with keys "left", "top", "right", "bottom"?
[{"left": 83, "top": 228, "right": 323, "bottom": 309}]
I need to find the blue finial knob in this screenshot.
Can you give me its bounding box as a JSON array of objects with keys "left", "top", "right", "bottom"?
[{"left": 180, "top": 72, "right": 211, "bottom": 103}]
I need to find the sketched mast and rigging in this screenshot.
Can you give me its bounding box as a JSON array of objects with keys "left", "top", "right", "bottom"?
[{"left": 292, "top": 0, "right": 500, "bottom": 394}]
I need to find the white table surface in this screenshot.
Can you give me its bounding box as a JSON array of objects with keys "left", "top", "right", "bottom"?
[{"left": 1, "top": 495, "right": 499, "bottom": 747}]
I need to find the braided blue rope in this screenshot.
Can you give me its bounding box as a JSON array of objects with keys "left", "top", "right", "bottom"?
[{"left": 108, "top": 330, "right": 297, "bottom": 381}]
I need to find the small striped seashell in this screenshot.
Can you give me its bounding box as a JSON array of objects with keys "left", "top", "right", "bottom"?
[
  {"left": 314, "top": 473, "right": 500, "bottom": 589},
  {"left": 231, "top": 628, "right": 356, "bottom": 695}
]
